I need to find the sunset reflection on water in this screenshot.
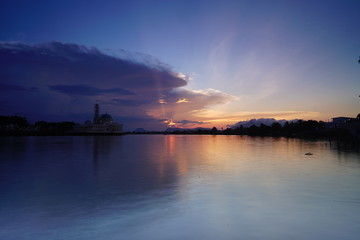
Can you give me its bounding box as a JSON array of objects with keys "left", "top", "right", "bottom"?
[{"left": 0, "top": 135, "right": 359, "bottom": 240}]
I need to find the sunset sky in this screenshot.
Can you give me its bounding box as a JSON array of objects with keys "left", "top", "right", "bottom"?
[{"left": 1, "top": 0, "right": 359, "bottom": 130}]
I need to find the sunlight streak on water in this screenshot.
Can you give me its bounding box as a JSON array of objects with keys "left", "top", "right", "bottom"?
[{"left": 0, "top": 135, "right": 360, "bottom": 239}]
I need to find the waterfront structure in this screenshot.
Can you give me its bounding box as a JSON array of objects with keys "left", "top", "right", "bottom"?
[
  {"left": 74, "top": 104, "right": 123, "bottom": 134},
  {"left": 327, "top": 115, "right": 360, "bottom": 139},
  {"left": 332, "top": 117, "right": 356, "bottom": 124}
]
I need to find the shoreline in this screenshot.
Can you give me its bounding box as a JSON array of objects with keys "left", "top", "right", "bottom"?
[{"left": 1, "top": 130, "right": 358, "bottom": 143}]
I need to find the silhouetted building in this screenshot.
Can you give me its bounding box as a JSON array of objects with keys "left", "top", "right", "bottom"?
[
  {"left": 74, "top": 104, "right": 123, "bottom": 134},
  {"left": 93, "top": 103, "right": 100, "bottom": 124},
  {"left": 327, "top": 116, "right": 360, "bottom": 139},
  {"left": 332, "top": 117, "right": 356, "bottom": 124}
]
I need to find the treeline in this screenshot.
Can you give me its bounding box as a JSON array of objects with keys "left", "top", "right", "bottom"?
[
  {"left": 0, "top": 115, "right": 29, "bottom": 129},
  {"left": 1, "top": 115, "right": 358, "bottom": 141},
  {"left": 0, "top": 115, "right": 75, "bottom": 135},
  {"left": 222, "top": 120, "right": 326, "bottom": 137},
  {"left": 31, "top": 121, "right": 76, "bottom": 133},
  {"left": 166, "top": 120, "right": 344, "bottom": 139}
]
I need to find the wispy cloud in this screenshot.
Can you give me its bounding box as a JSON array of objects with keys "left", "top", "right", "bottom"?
[
  {"left": 189, "top": 110, "right": 321, "bottom": 124},
  {"left": 149, "top": 88, "right": 236, "bottom": 123}
]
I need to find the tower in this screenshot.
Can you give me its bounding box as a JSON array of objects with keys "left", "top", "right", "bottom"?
[{"left": 93, "top": 103, "right": 100, "bottom": 124}]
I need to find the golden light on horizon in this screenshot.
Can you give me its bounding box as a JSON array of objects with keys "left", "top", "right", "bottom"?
[
  {"left": 176, "top": 98, "right": 190, "bottom": 104},
  {"left": 164, "top": 119, "right": 176, "bottom": 127}
]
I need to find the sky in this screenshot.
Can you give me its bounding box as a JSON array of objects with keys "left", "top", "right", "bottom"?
[{"left": 1, "top": 0, "right": 359, "bottom": 130}]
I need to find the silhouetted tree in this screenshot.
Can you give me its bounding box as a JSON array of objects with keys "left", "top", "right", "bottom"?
[
  {"left": 34, "top": 121, "right": 75, "bottom": 133},
  {"left": 271, "top": 122, "right": 282, "bottom": 129},
  {"left": 34, "top": 121, "right": 49, "bottom": 131},
  {"left": 223, "top": 127, "right": 233, "bottom": 134},
  {"left": 0, "top": 115, "right": 29, "bottom": 131},
  {"left": 211, "top": 126, "right": 218, "bottom": 133}
]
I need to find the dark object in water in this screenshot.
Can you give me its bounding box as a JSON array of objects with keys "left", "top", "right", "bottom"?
[{"left": 305, "top": 152, "right": 313, "bottom": 155}]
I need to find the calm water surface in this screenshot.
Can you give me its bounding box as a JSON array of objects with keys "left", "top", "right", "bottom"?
[{"left": 0, "top": 135, "right": 360, "bottom": 240}]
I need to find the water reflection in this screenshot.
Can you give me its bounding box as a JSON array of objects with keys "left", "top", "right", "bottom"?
[
  {"left": 92, "top": 136, "right": 117, "bottom": 172},
  {"left": 0, "top": 135, "right": 360, "bottom": 240},
  {"left": 89, "top": 135, "right": 183, "bottom": 207}
]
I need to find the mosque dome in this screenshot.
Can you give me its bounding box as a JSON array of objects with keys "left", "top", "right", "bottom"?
[{"left": 100, "top": 113, "right": 113, "bottom": 123}]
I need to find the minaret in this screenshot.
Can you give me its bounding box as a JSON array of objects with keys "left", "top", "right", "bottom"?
[{"left": 93, "top": 103, "right": 100, "bottom": 124}]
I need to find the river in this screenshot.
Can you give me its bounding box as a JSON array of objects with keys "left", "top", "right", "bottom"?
[{"left": 0, "top": 135, "right": 359, "bottom": 239}]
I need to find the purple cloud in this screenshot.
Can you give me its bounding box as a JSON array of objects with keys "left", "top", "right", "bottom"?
[
  {"left": 106, "top": 98, "right": 148, "bottom": 107},
  {"left": 0, "top": 42, "right": 235, "bottom": 130},
  {"left": 48, "top": 84, "right": 134, "bottom": 96},
  {"left": 0, "top": 42, "right": 187, "bottom": 91},
  {"left": 0, "top": 82, "right": 37, "bottom": 92}
]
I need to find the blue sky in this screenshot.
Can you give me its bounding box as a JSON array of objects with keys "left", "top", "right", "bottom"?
[{"left": 1, "top": 0, "right": 359, "bottom": 130}]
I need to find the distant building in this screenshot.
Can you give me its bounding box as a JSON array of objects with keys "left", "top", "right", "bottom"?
[
  {"left": 326, "top": 115, "right": 360, "bottom": 139},
  {"left": 74, "top": 104, "right": 123, "bottom": 134},
  {"left": 332, "top": 117, "right": 356, "bottom": 124}
]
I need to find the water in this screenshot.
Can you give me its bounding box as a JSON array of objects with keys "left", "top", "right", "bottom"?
[{"left": 0, "top": 135, "right": 360, "bottom": 240}]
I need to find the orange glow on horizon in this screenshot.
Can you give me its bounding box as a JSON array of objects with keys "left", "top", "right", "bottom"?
[
  {"left": 176, "top": 98, "right": 190, "bottom": 103},
  {"left": 164, "top": 119, "right": 177, "bottom": 127}
]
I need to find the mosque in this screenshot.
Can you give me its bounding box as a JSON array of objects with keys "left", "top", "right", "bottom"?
[{"left": 74, "top": 104, "right": 123, "bottom": 134}]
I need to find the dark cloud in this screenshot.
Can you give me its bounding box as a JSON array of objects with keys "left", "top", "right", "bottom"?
[
  {"left": 0, "top": 42, "right": 187, "bottom": 91},
  {"left": 0, "top": 82, "right": 37, "bottom": 92},
  {"left": 106, "top": 98, "right": 148, "bottom": 107},
  {"left": 48, "top": 84, "right": 134, "bottom": 96},
  {"left": 0, "top": 42, "right": 235, "bottom": 130},
  {"left": 110, "top": 115, "right": 167, "bottom": 131}
]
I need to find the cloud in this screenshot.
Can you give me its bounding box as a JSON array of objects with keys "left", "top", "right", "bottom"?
[
  {"left": 172, "top": 119, "right": 207, "bottom": 128},
  {"left": 190, "top": 109, "right": 320, "bottom": 120},
  {"left": 0, "top": 42, "right": 187, "bottom": 91},
  {"left": 0, "top": 82, "right": 37, "bottom": 92},
  {"left": 175, "top": 120, "right": 205, "bottom": 124},
  {"left": 146, "top": 88, "right": 236, "bottom": 127},
  {"left": 48, "top": 84, "right": 134, "bottom": 96},
  {"left": 0, "top": 42, "right": 235, "bottom": 130},
  {"left": 105, "top": 98, "right": 147, "bottom": 107},
  {"left": 159, "top": 88, "right": 236, "bottom": 110}
]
